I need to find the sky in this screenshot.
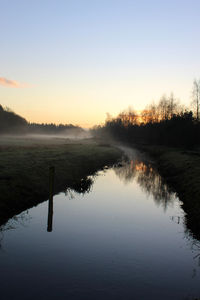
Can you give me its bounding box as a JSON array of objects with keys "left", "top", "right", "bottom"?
[{"left": 1, "top": 0, "right": 200, "bottom": 127}]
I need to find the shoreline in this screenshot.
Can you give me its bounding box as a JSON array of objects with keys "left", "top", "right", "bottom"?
[
  {"left": 0, "top": 138, "right": 122, "bottom": 227},
  {"left": 1, "top": 135, "right": 200, "bottom": 241},
  {"left": 134, "top": 144, "right": 200, "bottom": 240}
]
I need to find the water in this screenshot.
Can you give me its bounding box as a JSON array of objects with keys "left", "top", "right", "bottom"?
[{"left": 0, "top": 147, "right": 200, "bottom": 300}]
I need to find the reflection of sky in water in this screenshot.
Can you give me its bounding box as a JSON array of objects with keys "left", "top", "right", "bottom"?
[
  {"left": 0, "top": 153, "right": 200, "bottom": 300},
  {"left": 113, "top": 159, "right": 177, "bottom": 211}
]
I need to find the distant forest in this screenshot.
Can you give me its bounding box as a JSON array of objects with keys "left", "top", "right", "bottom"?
[
  {"left": 92, "top": 81, "right": 200, "bottom": 148},
  {"left": 0, "top": 105, "right": 83, "bottom": 135}
]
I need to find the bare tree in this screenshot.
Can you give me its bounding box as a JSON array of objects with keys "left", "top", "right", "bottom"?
[
  {"left": 158, "top": 95, "right": 169, "bottom": 120},
  {"left": 118, "top": 107, "right": 138, "bottom": 125},
  {"left": 192, "top": 79, "right": 200, "bottom": 120},
  {"left": 168, "top": 93, "right": 176, "bottom": 118}
]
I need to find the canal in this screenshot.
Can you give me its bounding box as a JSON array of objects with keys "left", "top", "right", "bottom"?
[{"left": 0, "top": 147, "right": 199, "bottom": 300}]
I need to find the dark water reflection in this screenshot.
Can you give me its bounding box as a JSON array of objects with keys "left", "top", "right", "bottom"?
[
  {"left": 114, "top": 158, "right": 175, "bottom": 211},
  {"left": 0, "top": 146, "right": 200, "bottom": 300}
]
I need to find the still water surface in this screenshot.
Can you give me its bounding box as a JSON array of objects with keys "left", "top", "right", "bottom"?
[{"left": 0, "top": 147, "right": 200, "bottom": 300}]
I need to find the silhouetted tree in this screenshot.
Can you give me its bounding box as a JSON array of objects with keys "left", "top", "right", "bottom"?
[
  {"left": 92, "top": 93, "right": 200, "bottom": 148},
  {"left": 0, "top": 104, "right": 84, "bottom": 136},
  {"left": 0, "top": 105, "right": 28, "bottom": 134}
]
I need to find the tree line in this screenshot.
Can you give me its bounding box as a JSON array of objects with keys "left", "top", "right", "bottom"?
[
  {"left": 92, "top": 80, "right": 200, "bottom": 148},
  {"left": 0, "top": 105, "right": 83, "bottom": 135}
]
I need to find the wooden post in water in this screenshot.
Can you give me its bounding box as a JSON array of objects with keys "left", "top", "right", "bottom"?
[{"left": 47, "top": 166, "right": 55, "bottom": 232}]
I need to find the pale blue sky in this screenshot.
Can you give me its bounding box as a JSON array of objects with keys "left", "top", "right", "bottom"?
[{"left": 0, "top": 0, "right": 200, "bottom": 126}]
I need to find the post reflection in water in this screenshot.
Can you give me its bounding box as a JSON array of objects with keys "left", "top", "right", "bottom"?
[
  {"left": 47, "top": 166, "right": 54, "bottom": 232},
  {"left": 114, "top": 158, "right": 176, "bottom": 211},
  {"left": 47, "top": 174, "right": 94, "bottom": 231},
  {"left": 1, "top": 151, "right": 200, "bottom": 300},
  {"left": 47, "top": 194, "right": 53, "bottom": 232}
]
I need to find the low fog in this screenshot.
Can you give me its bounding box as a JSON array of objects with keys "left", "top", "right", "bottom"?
[
  {"left": 26, "top": 128, "right": 92, "bottom": 140},
  {"left": 0, "top": 129, "right": 93, "bottom": 147}
]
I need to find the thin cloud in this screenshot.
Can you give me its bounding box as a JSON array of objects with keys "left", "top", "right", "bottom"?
[{"left": 0, "top": 77, "right": 29, "bottom": 88}]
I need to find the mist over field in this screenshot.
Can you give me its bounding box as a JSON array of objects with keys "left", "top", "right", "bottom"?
[
  {"left": 0, "top": 104, "right": 93, "bottom": 143},
  {"left": 0, "top": 133, "right": 93, "bottom": 149},
  {"left": 1, "top": 1, "right": 200, "bottom": 298},
  {"left": 26, "top": 130, "right": 92, "bottom": 140}
]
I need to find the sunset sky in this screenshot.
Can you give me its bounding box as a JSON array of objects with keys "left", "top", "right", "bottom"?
[{"left": 1, "top": 0, "right": 200, "bottom": 127}]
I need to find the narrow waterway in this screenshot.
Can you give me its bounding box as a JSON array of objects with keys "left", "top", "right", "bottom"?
[{"left": 0, "top": 147, "right": 199, "bottom": 300}]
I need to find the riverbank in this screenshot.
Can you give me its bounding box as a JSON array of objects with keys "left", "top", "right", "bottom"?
[
  {"left": 137, "top": 144, "right": 200, "bottom": 239},
  {"left": 0, "top": 136, "right": 122, "bottom": 226}
]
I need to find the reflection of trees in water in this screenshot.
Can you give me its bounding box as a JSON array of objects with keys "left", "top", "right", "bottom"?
[
  {"left": 0, "top": 176, "right": 94, "bottom": 238},
  {"left": 115, "top": 158, "right": 200, "bottom": 270},
  {"left": 65, "top": 176, "right": 94, "bottom": 200},
  {"left": 0, "top": 210, "right": 30, "bottom": 250},
  {"left": 114, "top": 159, "right": 176, "bottom": 210}
]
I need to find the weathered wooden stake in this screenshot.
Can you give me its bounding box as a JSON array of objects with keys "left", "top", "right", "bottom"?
[{"left": 47, "top": 166, "right": 55, "bottom": 232}]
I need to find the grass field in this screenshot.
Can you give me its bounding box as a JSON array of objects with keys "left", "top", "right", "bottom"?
[{"left": 0, "top": 136, "right": 122, "bottom": 226}]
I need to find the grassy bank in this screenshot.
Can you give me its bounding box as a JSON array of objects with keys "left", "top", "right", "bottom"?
[
  {"left": 138, "top": 144, "right": 200, "bottom": 239},
  {"left": 0, "top": 136, "right": 122, "bottom": 226}
]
